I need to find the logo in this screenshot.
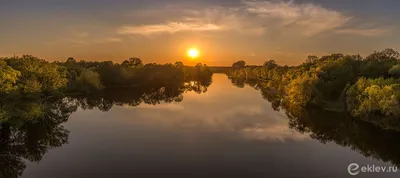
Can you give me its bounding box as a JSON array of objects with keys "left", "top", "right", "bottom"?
[
  {"left": 348, "top": 163, "right": 360, "bottom": 176},
  {"left": 347, "top": 163, "right": 398, "bottom": 175}
]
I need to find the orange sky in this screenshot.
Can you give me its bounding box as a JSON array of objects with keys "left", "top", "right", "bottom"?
[{"left": 1, "top": 0, "right": 399, "bottom": 66}]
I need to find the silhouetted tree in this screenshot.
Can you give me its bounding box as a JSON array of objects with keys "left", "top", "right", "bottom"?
[
  {"left": 263, "top": 60, "right": 278, "bottom": 70},
  {"left": 232, "top": 60, "right": 246, "bottom": 69},
  {"left": 306, "top": 55, "right": 318, "bottom": 63},
  {"left": 122, "top": 57, "right": 143, "bottom": 68}
]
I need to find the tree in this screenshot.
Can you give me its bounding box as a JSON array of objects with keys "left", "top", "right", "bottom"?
[
  {"left": 97, "top": 61, "right": 131, "bottom": 87},
  {"left": 306, "top": 55, "right": 318, "bottom": 63},
  {"left": 122, "top": 57, "right": 143, "bottom": 68},
  {"left": 232, "top": 60, "right": 246, "bottom": 70},
  {"left": 175, "top": 61, "right": 184, "bottom": 67},
  {"left": 285, "top": 72, "right": 318, "bottom": 106},
  {"left": 0, "top": 60, "right": 20, "bottom": 94},
  {"left": 314, "top": 55, "right": 361, "bottom": 101},
  {"left": 346, "top": 77, "right": 400, "bottom": 118},
  {"left": 76, "top": 70, "right": 104, "bottom": 93},
  {"left": 4, "top": 55, "right": 68, "bottom": 94},
  {"left": 66, "top": 57, "right": 77, "bottom": 64},
  {"left": 263, "top": 60, "right": 278, "bottom": 70},
  {"left": 366, "top": 48, "right": 400, "bottom": 62},
  {"left": 360, "top": 49, "right": 399, "bottom": 78},
  {"left": 319, "top": 54, "right": 344, "bottom": 61}
]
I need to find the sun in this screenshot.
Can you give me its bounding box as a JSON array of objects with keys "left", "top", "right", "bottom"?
[{"left": 187, "top": 48, "right": 200, "bottom": 59}]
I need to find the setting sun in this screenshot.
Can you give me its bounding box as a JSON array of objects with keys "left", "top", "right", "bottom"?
[{"left": 187, "top": 48, "right": 200, "bottom": 59}]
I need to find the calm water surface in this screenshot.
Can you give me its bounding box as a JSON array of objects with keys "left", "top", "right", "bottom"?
[{"left": 19, "top": 74, "right": 400, "bottom": 178}]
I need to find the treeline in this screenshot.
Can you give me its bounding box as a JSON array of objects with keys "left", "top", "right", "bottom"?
[
  {"left": 229, "top": 49, "right": 400, "bottom": 130},
  {"left": 0, "top": 55, "right": 213, "bottom": 97},
  {"left": 0, "top": 55, "right": 213, "bottom": 177},
  {"left": 57, "top": 57, "right": 213, "bottom": 94}
]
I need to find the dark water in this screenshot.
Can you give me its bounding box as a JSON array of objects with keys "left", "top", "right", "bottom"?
[{"left": 4, "top": 74, "right": 400, "bottom": 178}]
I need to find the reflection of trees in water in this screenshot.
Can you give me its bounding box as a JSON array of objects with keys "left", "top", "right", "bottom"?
[
  {"left": 184, "top": 80, "right": 211, "bottom": 94},
  {"left": 230, "top": 77, "right": 282, "bottom": 111},
  {"left": 0, "top": 78, "right": 212, "bottom": 177},
  {"left": 286, "top": 106, "right": 400, "bottom": 166},
  {"left": 0, "top": 98, "right": 77, "bottom": 178},
  {"left": 74, "top": 78, "right": 212, "bottom": 111},
  {"left": 230, "top": 77, "right": 246, "bottom": 88},
  {"left": 231, "top": 77, "right": 400, "bottom": 167}
]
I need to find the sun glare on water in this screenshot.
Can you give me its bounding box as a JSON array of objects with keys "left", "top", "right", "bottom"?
[{"left": 187, "top": 48, "right": 200, "bottom": 59}]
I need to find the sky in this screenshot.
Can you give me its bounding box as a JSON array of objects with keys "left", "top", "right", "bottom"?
[{"left": 1, "top": 0, "right": 399, "bottom": 66}]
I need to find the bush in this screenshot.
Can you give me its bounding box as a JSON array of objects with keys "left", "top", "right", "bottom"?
[
  {"left": 389, "top": 64, "right": 400, "bottom": 77},
  {"left": 346, "top": 77, "right": 400, "bottom": 117},
  {"left": 76, "top": 70, "right": 104, "bottom": 93}
]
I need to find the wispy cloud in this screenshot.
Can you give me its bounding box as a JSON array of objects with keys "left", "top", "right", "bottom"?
[
  {"left": 126, "top": 102, "right": 309, "bottom": 142},
  {"left": 67, "top": 37, "right": 123, "bottom": 47},
  {"left": 335, "top": 28, "right": 390, "bottom": 36},
  {"left": 98, "top": 37, "right": 123, "bottom": 43},
  {"left": 66, "top": 29, "right": 123, "bottom": 47},
  {"left": 243, "top": 0, "right": 352, "bottom": 36},
  {"left": 118, "top": 22, "right": 223, "bottom": 35},
  {"left": 241, "top": 125, "right": 310, "bottom": 142}
]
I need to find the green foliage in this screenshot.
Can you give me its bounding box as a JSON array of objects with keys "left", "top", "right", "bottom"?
[
  {"left": 263, "top": 60, "right": 278, "bottom": 70},
  {"left": 57, "top": 57, "right": 213, "bottom": 93},
  {"left": 285, "top": 72, "right": 318, "bottom": 106},
  {"left": 0, "top": 60, "right": 20, "bottom": 94},
  {"left": 314, "top": 55, "right": 362, "bottom": 101},
  {"left": 122, "top": 57, "right": 143, "bottom": 68},
  {"left": 360, "top": 49, "right": 399, "bottom": 78},
  {"left": 346, "top": 77, "right": 400, "bottom": 117},
  {"left": 346, "top": 77, "right": 400, "bottom": 129},
  {"left": 389, "top": 64, "right": 400, "bottom": 77},
  {"left": 319, "top": 53, "right": 344, "bottom": 61},
  {"left": 366, "top": 48, "right": 400, "bottom": 61},
  {"left": 75, "top": 70, "right": 104, "bottom": 93},
  {"left": 229, "top": 49, "right": 400, "bottom": 130},
  {"left": 2, "top": 55, "right": 68, "bottom": 94},
  {"left": 0, "top": 55, "right": 213, "bottom": 98},
  {"left": 306, "top": 55, "right": 318, "bottom": 63},
  {"left": 231, "top": 60, "right": 246, "bottom": 69}
]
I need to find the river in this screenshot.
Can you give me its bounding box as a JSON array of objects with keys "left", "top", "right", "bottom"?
[{"left": 8, "top": 74, "right": 400, "bottom": 178}]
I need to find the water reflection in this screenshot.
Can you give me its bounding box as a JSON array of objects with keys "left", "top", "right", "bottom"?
[
  {"left": 0, "top": 77, "right": 213, "bottom": 177},
  {"left": 1, "top": 74, "right": 400, "bottom": 177},
  {"left": 74, "top": 79, "right": 212, "bottom": 111},
  {"left": 0, "top": 98, "right": 76, "bottom": 178},
  {"left": 232, "top": 76, "right": 400, "bottom": 167}
]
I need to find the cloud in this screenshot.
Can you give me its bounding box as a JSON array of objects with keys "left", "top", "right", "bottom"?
[
  {"left": 98, "top": 37, "right": 123, "bottom": 43},
  {"left": 118, "top": 22, "right": 223, "bottom": 35},
  {"left": 241, "top": 125, "right": 310, "bottom": 142},
  {"left": 66, "top": 29, "right": 123, "bottom": 46},
  {"left": 128, "top": 103, "right": 309, "bottom": 142},
  {"left": 117, "top": 0, "right": 387, "bottom": 38},
  {"left": 243, "top": 0, "right": 351, "bottom": 36},
  {"left": 118, "top": 6, "right": 261, "bottom": 36},
  {"left": 66, "top": 37, "right": 122, "bottom": 48},
  {"left": 134, "top": 103, "right": 185, "bottom": 111},
  {"left": 70, "top": 30, "right": 89, "bottom": 38},
  {"left": 335, "top": 28, "right": 390, "bottom": 36}
]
